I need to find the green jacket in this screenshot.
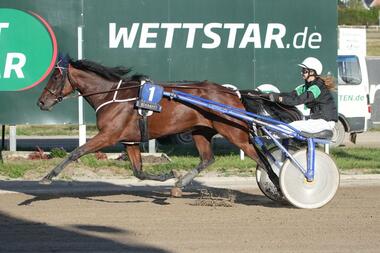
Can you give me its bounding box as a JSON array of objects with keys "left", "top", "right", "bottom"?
[{"left": 280, "top": 77, "right": 338, "bottom": 122}]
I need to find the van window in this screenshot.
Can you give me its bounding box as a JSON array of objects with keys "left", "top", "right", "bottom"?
[{"left": 337, "top": 55, "right": 362, "bottom": 85}]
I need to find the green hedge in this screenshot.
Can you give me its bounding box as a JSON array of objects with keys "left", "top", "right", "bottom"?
[{"left": 339, "top": 7, "right": 379, "bottom": 25}]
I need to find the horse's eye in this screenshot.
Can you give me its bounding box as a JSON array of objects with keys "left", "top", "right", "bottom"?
[{"left": 53, "top": 75, "right": 63, "bottom": 81}]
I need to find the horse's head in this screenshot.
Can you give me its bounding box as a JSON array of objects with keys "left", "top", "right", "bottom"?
[{"left": 37, "top": 53, "right": 76, "bottom": 111}]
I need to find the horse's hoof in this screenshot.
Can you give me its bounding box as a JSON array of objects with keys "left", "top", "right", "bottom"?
[
  {"left": 39, "top": 178, "right": 52, "bottom": 185},
  {"left": 171, "top": 187, "right": 183, "bottom": 197}
]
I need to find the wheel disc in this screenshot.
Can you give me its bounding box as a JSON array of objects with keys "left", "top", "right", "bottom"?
[
  {"left": 279, "top": 149, "right": 340, "bottom": 209},
  {"left": 256, "top": 166, "right": 285, "bottom": 202},
  {"left": 256, "top": 146, "right": 297, "bottom": 202}
]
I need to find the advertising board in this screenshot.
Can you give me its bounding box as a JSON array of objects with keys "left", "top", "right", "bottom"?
[{"left": 0, "top": 0, "right": 337, "bottom": 124}]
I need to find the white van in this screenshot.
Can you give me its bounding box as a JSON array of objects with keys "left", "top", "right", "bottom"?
[
  {"left": 335, "top": 54, "right": 371, "bottom": 146},
  {"left": 334, "top": 27, "right": 371, "bottom": 146}
]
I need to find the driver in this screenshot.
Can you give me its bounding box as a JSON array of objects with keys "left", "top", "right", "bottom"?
[{"left": 267, "top": 57, "right": 338, "bottom": 134}]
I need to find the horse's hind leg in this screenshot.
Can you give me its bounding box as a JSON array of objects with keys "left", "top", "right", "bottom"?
[
  {"left": 216, "top": 124, "right": 279, "bottom": 186},
  {"left": 125, "top": 144, "right": 175, "bottom": 181},
  {"left": 171, "top": 128, "right": 216, "bottom": 197},
  {"left": 214, "top": 123, "right": 265, "bottom": 167}
]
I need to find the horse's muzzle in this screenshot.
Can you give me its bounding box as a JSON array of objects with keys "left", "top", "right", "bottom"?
[{"left": 37, "top": 100, "right": 52, "bottom": 111}]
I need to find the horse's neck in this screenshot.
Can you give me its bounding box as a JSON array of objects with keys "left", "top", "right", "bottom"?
[{"left": 74, "top": 73, "right": 118, "bottom": 109}]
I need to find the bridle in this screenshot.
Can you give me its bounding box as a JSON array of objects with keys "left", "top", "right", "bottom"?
[{"left": 44, "top": 61, "right": 76, "bottom": 103}]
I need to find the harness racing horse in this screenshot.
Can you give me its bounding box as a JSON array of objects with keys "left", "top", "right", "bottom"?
[{"left": 37, "top": 55, "right": 265, "bottom": 196}]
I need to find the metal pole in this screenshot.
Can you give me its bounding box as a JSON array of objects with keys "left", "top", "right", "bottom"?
[
  {"left": 9, "top": 125, "right": 16, "bottom": 151},
  {"left": 0, "top": 125, "right": 4, "bottom": 162},
  {"left": 1, "top": 125, "right": 5, "bottom": 151},
  {"left": 240, "top": 149, "right": 245, "bottom": 160},
  {"left": 148, "top": 139, "right": 156, "bottom": 154},
  {"left": 78, "top": 26, "right": 86, "bottom": 146},
  {"left": 324, "top": 143, "right": 330, "bottom": 154}
]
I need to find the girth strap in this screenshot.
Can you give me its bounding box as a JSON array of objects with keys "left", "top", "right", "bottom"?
[{"left": 139, "top": 110, "right": 149, "bottom": 142}]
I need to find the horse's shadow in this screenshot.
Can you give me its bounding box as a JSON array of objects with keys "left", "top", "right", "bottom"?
[
  {"left": 0, "top": 180, "right": 291, "bottom": 208},
  {"left": 0, "top": 206, "right": 170, "bottom": 253}
]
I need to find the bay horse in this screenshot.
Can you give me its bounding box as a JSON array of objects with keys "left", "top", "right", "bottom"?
[{"left": 37, "top": 55, "right": 265, "bottom": 196}]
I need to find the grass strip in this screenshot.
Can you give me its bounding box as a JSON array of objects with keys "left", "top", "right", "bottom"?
[{"left": 1, "top": 147, "right": 380, "bottom": 179}]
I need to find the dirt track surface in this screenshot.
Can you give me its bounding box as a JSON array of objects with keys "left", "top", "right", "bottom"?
[{"left": 0, "top": 182, "right": 379, "bottom": 253}]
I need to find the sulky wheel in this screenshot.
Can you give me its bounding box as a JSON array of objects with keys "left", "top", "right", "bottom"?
[
  {"left": 279, "top": 149, "right": 340, "bottom": 209},
  {"left": 256, "top": 146, "right": 298, "bottom": 202}
]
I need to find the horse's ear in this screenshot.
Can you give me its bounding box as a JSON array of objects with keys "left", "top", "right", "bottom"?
[
  {"left": 57, "top": 52, "right": 64, "bottom": 63},
  {"left": 59, "top": 53, "right": 70, "bottom": 68}
]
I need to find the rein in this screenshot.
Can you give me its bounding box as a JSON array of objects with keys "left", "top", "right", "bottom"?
[
  {"left": 69, "top": 83, "right": 142, "bottom": 99},
  {"left": 49, "top": 64, "right": 241, "bottom": 112},
  {"left": 65, "top": 81, "right": 240, "bottom": 100}
]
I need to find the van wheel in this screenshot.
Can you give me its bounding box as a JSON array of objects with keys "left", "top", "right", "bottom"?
[{"left": 331, "top": 120, "right": 345, "bottom": 147}]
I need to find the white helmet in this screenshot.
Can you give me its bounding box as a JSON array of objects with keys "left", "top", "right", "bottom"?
[{"left": 298, "top": 57, "right": 323, "bottom": 76}]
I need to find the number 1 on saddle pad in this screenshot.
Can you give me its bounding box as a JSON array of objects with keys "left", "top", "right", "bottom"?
[{"left": 136, "top": 82, "right": 164, "bottom": 112}]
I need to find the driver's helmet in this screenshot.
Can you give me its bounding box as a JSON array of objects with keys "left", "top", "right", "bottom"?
[{"left": 298, "top": 57, "right": 323, "bottom": 76}]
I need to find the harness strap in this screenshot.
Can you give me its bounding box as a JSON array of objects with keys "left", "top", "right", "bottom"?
[
  {"left": 139, "top": 110, "right": 149, "bottom": 142},
  {"left": 95, "top": 80, "right": 138, "bottom": 113},
  {"left": 137, "top": 80, "right": 150, "bottom": 142}
]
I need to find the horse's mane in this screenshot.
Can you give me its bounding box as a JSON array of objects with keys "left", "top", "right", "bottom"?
[{"left": 69, "top": 59, "right": 146, "bottom": 82}]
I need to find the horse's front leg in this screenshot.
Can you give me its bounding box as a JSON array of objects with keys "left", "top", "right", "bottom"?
[
  {"left": 125, "top": 144, "right": 176, "bottom": 181},
  {"left": 39, "top": 133, "right": 116, "bottom": 185}
]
